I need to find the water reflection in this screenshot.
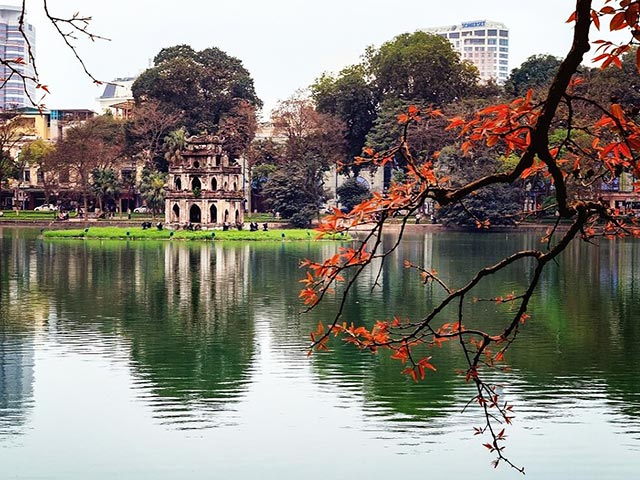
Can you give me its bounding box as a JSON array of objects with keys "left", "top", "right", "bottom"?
[
  {"left": 0, "top": 333, "right": 34, "bottom": 436},
  {"left": 0, "top": 227, "right": 639, "bottom": 478}
]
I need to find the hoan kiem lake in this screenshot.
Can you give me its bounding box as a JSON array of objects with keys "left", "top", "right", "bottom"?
[{"left": 1, "top": 226, "right": 639, "bottom": 479}]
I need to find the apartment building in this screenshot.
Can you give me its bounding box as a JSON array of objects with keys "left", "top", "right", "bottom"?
[
  {"left": 423, "top": 20, "right": 509, "bottom": 84},
  {"left": 0, "top": 5, "right": 36, "bottom": 109}
]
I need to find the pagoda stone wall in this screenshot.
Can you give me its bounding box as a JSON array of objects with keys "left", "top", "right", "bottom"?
[{"left": 165, "top": 133, "right": 244, "bottom": 227}]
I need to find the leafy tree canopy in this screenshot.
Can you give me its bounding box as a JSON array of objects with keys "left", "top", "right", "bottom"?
[
  {"left": 336, "top": 176, "right": 372, "bottom": 212},
  {"left": 367, "top": 31, "right": 479, "bottom": 105},
  {"left": 138, "top": 168, "right": 167, "bottom": 217},
  {"left": 311, "top": 64, "right": 378, "bottom": 161},
  {"left": 434, "top": 147, "right": 521, "bottom": 227},
  {"left": 504, "top": 54, "right": 563, "bottom": 97},
  {"left": 132, "top": 44, "right": 262, "bottom": 145}
]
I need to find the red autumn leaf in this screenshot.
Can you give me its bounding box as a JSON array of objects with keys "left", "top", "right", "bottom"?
[{"left": 610, "top": 11, "right": 628, "bottom": 30}]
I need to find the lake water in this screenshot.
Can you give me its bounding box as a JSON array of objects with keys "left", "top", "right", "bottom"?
[{"left": 0, "top": 226, "right": 639, "bottom": 479}]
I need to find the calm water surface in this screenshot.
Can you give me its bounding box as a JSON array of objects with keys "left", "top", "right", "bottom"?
[{"left": 0, "top": 227, "right": 639, "bottom": 479}]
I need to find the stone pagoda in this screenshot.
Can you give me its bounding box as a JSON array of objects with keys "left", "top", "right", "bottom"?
[{"left": 165, "top": 133, "right": 244, "bottom": 227}]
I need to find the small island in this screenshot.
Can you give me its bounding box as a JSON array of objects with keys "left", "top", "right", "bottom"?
[{"left": 42, "top": 226, "right": 348, "bottom": 242}]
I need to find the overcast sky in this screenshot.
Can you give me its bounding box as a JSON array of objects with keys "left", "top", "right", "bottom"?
[{"left": 24, "top": 0, "right": 582, "bottom": 116}]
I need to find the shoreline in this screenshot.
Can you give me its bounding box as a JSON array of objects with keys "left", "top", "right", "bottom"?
[{"left": 0, "top": 219, "right": 567, "bottom": 233}]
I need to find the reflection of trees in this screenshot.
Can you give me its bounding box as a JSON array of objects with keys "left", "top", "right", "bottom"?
[
  {"left": 2, "top": 227, "right": 639, "bottom": 434},
  {"left": 36, "top": 239, "right": 257, "bottom": 422},
  {"left": 306, "top": 232, "right": 640, "bottom": 425},
  {"left": 510, "top": 238, "right": 640, "bottom": 420}
]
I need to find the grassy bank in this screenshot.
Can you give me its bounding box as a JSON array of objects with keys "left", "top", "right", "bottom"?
[
  {"left": 43, "top": 226, "right": 349, "bottom": 242},
  {"left": 0, "top": 210, "right": 79, "bottom": 221}
]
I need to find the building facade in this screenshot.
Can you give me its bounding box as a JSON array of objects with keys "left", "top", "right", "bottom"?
[
  {"left": 165, "top": 133, "right": 245, "bottom": 227},
  {"left": 0, "top": 5, "right": 36, "bottom": 110},
  {"left": 423, "top": 20, "right": 509, "bottom": 84},
  {"left": 96, "top": 77, "right": 136, "bottom": 117}
]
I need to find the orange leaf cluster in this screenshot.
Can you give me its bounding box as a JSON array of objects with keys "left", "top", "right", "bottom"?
[
  {"left": 447, "top": 90, "right": 539, "bottom": 157},
  {"left": 402, "top": 357, "right": 437, "bottom": 382},
  {"left": 584, "top": 2, "right": 640, "bottom": 71}
]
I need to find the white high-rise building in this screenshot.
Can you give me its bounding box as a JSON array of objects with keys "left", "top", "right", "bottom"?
[
  {"left": 0, "top": 4, "right": 36, "bottom": 110},
  {"left": 423, "top": 20, "right": 509, "bottom": 84}
]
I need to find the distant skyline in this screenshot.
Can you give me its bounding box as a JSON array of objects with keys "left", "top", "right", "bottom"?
[{"left": 23, "top": 1, "right": 582, "bottom": 116}]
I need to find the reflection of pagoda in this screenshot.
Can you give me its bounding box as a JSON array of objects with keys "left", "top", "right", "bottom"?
[{"left": 165, "top": 133, "right": 245, "bottom": 227}]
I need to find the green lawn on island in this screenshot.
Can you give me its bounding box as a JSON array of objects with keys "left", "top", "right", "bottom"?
[{"left": 43, "top": 226, "right": 349, "bottom": 242}]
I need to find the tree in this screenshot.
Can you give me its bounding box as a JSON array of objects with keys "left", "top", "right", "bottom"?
[
  {"left": 245, "top": 139, "right": 285, "bottom": 212},
  {"left": 49, "top": 115, "right": 125, "bottom": 213},
  {"left": 265, "top": 92, "right": 345, "bottom": 226},
  {"left": 19, "top": 139, "right": 55, "bottom": 203},
  {"left": 336, "top": 176, "right": 372, "bottom": 213},
  {"left": 504, "top": 54, "right": 563, "bottom": 97},
  {"left": 163, "top": 128, "right": 187, "bottom": 166},
  {"left": 218, "top": 100, "right": 259, "bottom": 161},
  {"left": 132, "top": 45, "right": 261, "bottom": 139},
  {"left": 312, "top": 65, "right": 378, "bottom": 165},
  {"left": 367, "top": 31, "right": 479, "bottom": 105},
  {"left": 263, "top": 167, "right": 320, "bottom": 227},
  {"left": 126, "top": 100, "right": 183, "bottom": 171},
  {"left": 138, "top": 168, "right": 166, "bottom": 218},
  {"left": 0, "top": 111, "right": 24, "bottom": 193},
  {"left": 302, "top": 1, "right": 640, "bottom": 472},
  {"left": 91, "top": 168, "right": 121, "bottom": 212},
  {"left": 434, "top": 147, "right": 522, "bottom": 228},
  {"left": 581, "top": 46, "right": 640, "bottom": 114}
]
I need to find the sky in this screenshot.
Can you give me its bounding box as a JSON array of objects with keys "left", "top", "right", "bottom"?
[{"left": 23, "top": 0, "right": 582, "bottom": 117}]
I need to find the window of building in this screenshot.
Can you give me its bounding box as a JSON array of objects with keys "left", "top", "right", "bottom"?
[
  {"left": 499, "top": 60, "right": 508, "bottom": 65},
  {"left": 23, "top": 170, "right": 30, "bottom": 182},
  {"left": 461, "top": 31, "right": 472, "bottom": 37},
  {"left": 500, "top": 47, "right": 508, "bottom": 52},
  {"left": 488, "top": 38, "right": 497, "bottom": 45},
  {"left": 500, "top": 53, "right": 508, "bottom": 59},
  {"left": 499, "top": 39, "right": 509, "bottom": 46},
  {"left": 487, "top": 29, "right": 497, "bottom": 36},
  {"left": 499, "top": 30, "right": 509, "bottom": 37},
  {"left": 474, "top": 30, "right": 485, "bottom": 36},
  {"left": 449, "top": 32, "right": 460, "bottom": 39},
  {"left": 37, "top": 171, "right": 44, "bottom": 183}
]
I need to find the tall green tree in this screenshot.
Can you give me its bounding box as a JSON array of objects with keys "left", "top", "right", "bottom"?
[
  {"left": 367, "top": 31, "right": 479, "bottom": 105},
  {"left": 504, "top": 54, "right": 563, "bottom": 97},
  {"left": 311, "top": 65, "right": 378, "bottom": 164},
  {"left": 138, "top": 168, "right": 167, "bottom": 218},
  {"left": 132, "top": 44, "right": 261, "bottom": 156},
  {"left": 580, "top": 47, "right": 640, "bottom": 115},
  {"left": 20, "top": 139, "right": 56, "bottom": 203},
  {"left": 163, "top": 128, "right": 187, "bottom": 165},
  {"left": 434, "top": 147, "right": 522, "bottom": 228},
  {"left": 0, "top": 111, "right": 23, "bottom": 195},
  {"left": 336, "top": 176, "right": 372, "bottom": 212},
  {"left": 91, "top": 168, "right": 121, "bottom": 212}
]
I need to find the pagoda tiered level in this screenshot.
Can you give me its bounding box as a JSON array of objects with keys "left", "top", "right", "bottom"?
[{"left": 165, "top": 133, "right": 244, "bottom": 227}]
